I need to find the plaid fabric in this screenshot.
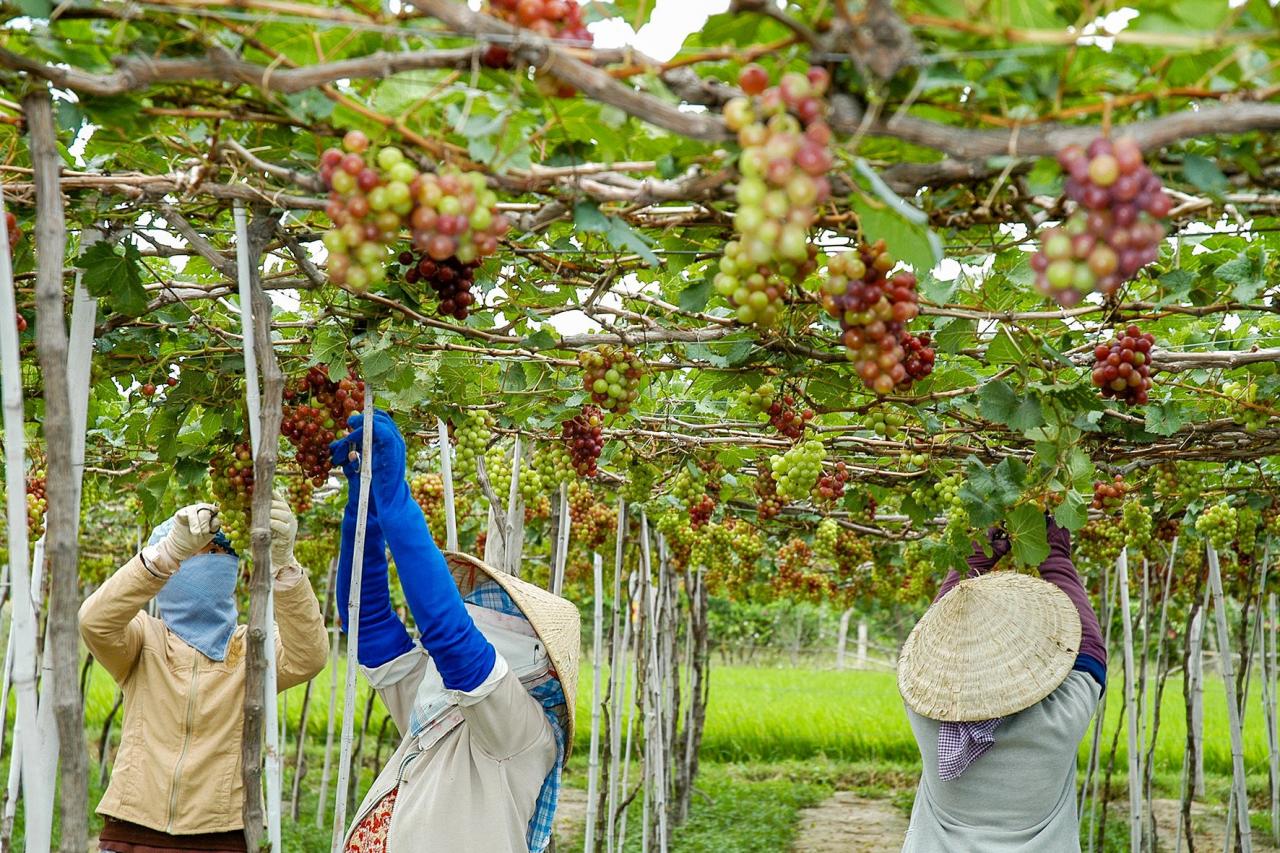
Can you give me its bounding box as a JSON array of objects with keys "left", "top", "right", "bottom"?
[
  {"left": 461, "top": 581, "right": 566, "bottom": 853},
  {"left": 937, "top": 718, "right": 1003, "bottom": 781}
]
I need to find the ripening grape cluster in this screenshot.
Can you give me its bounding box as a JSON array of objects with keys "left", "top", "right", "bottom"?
[
  {"left": 819, "top": 242, "right": 935, "bottom": 395},
  {"left": 1195, "top": 502, "right": 1238, "bottom": 552},
  {"left": 1078, "top": 517, "right": 1125, "bottom": 568},
  {"left": 911, "top": 472, "right": 962, "bottom": 516},
  {"left": 1032, "top": 137, "right": 1171, "bottom": 306},
  {"left": 1265, "top": 504, "right": 1280, "bottom": 539},
  {"left": 286, "top": 478, "right": 314, "bottom": 514},
  {"left": 282, "top": 366, "right": 366, "bottom": 485},
  {"left": 654, "top": 510, "right": 696, "bottom": 566},
  {"left": 319, "top": 132, "right": 508, "bottom": 291},
  {"left": 1122, "top": 499, "right": 1153, "bottom": 553},
  {"left": 484, "top": 445, "right": 513, "bottom": 492},
  {"left": 209, "top": 442, "right": 254, "bottom": 553},
  {"left": 562, "top": 405, "right": 604, "bottom": 477},
  {"left": 1091, "top": 475, "right": 1129, "bottom": 512},
  {"left": 753, "top": 460, "right": 785, "bottom": 520},
  {"left": 736, "top": 382, "right": 811, "bottom": 439},
  {"left": 1223, "top": 380, "right": 1269, "bottom": 432},
  {"left": 866, "top": 406, "right": 907, "bottom": 440},
  {"left": 396, "top": 251, "right": 478, "bottom": 321},
  {"left": 771, "top": 439, "right": 826, "bottom": 502},
  {"left": 568, "top": 482, "right": 614, "bottom": 550},
  {"left": 617, "top": 451, "right": 657, "bottom": 506},
  {"left": 811, "top": 461, "right": 849, "bottom": 504},
  {"left": 717, "top": 65, "right": 832, "bottom": 327},
  {"left": 1092, "top": 325, "right": 1156, "bottom": 406},
  {"left": 898, "top": 448, "right": 929, "bottom": 469},
  {"left": 579, "top": 346, "right": 645, "bottom": 416},
  {"left": 25, "top": 470, "right": 46, "bottom": 539},
  {"left": 1154, "top": 462, "right": 1207, "bottom": 506},
  {"left": 1236, "top": 506, "right": 1260, "bottom": 558},
  {"left": 411, "top": 472, "right": 445, "bottom": 530},
  {"left": 451, "top": 411, "right": 493, "bottom": 479},
  {"left": 518, "top": 461, "right": 544, "bottom": 505},
  {"left": 690, "top": 520, "right": 736, "bottom": 572}
]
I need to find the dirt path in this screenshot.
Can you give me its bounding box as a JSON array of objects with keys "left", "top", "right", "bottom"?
[
  {"left": 554, "top": 785, "right": 590, "bottom": 845},
  {"left": 1149, "top": 797, "right": 1279, "bottom": 852},
  {"left": 793, "top": 791, "right": 908, "bottom": 852}
]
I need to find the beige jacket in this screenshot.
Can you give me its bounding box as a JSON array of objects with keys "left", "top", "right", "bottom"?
[
  {"left": 344, "top": 648, "right": 556, "bottom": 853},
  {"left": 79, "top": 554, "right": 329, "bottom": 835}
]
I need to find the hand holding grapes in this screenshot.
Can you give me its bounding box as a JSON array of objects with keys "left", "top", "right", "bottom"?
[{"left": 338, "top": 410, "right": 409, "bottom": 490}]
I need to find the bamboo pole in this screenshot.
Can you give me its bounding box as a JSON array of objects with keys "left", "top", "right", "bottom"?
[
  {"left": 505, "top": 434, "right": 523, "bottom": 576},
  {"left": 234, "top": 202, "right": 284, "bottom": 852},
  {"left": 1190, "top": 587, "right": 1208, "bottom": 798},
  {"left": 1144, "top": 541, "right": 1179, "bottom": 851},
  {"left": 316, "top": 564, "right": 343, "bottom": 828},
  {"left": 1118, "top": 548, "right": 1143, "bottom": 853},
  {"left": 1269, "top": 586, "right": 1279, "bottom": 847},
  {"left": 291, "top": 556, "right": 338, "bottom": 820},
  {"left": 584, "top": 551, "right": 605, "bottom": 853},
  {"left": 552, "top": 482, "right": 570, "bottom": 595},
  {"left": 1138, "top": 557, "right": 1150, "bottom": 853},
  {"left": 615, "top": 569, "right": 639, "bottom": 852},
  {"left": 1207, "top": 542, "right": 1252, "bottom": 853},
  {"left": 436, "top": 418, "right": 458, "bottom": 551},
  {"left": 1083, "top": 553, "right": 1115, "bottom": 843},
  {"left": 605, "top": 499, "right": 627, "bottom": 853},
  {"left": 0, "top": 181, "right": 38, "bottom": 849},
  {"left": 331, "top": 388, "right": 375, "bottom": 850}
]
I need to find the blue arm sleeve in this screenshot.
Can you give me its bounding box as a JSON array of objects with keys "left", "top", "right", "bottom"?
[
  {"left": 372, "top": 473, "right": 496, "bottom": 692},
  {"left": 336, "top": 494, "right": 415, "bottom": 668}
]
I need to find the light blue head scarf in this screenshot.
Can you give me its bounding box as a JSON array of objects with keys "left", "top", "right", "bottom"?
[{"left": 147, "top": 518, "right": 240, "bottom": 662}]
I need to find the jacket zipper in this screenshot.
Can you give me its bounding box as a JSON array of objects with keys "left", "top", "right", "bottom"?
[
  {"left": 166, "top": 657, "right": 201, "bottom": 833},
  {"left": 343, "top": 747, "right": 422, "bottom": 845}
]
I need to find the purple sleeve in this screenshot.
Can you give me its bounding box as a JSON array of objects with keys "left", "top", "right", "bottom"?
[
  {"left": 934, "top": 530, "right": 1012, "bottom": 603},
  {"left": 1040, "top": 518, "right": 1106, "bottom": 666}
]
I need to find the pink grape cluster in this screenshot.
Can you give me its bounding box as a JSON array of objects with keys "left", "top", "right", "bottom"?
[
  {"left": 319, "top": 131, "right": 510, "bottom": 291},
  {"left": 1032, "top": 137, "right": 1172, "bottom": 307}
]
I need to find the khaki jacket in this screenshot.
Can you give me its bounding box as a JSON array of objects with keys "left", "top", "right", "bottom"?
[
  {"left": 80, "top": 555, "right": 329, "bottom": 835},
  {"left": 344, "top": 648, "right": 556, "bottom": 852}
]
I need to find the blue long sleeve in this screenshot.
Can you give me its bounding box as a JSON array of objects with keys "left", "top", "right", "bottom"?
[
  {"left": 336, "top": 492, "right": 415, "bottom": 668},
  {"left": 338, "top": 411, "right": 496, "bottom": 692}
]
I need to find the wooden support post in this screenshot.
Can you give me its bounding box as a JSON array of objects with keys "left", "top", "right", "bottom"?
[
  {"left": 584, "top": 552, "right": 605, "bottom": 853},
  {"left": 436, "top": 418, "right": 458, "bottom": 551},
  {"left": 1207, "top": 542, "right": 1252, "bottom": 853},
  {"left": 1118, "top": 548, "right": 1143, "bottom": 853}
]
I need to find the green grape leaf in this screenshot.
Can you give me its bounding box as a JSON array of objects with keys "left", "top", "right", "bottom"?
[
  {"left": 1007, "top": 504, "right": 1050, "bottom": 567},
  {"left": 80, "top": 241, "right": 148, "bottom": 317}
]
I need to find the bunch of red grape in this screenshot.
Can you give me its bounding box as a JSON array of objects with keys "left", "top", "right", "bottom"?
[
  {"left": 1091, "top": 324, "right": 1156, "bottom": 405},
  {"left": 568, "top": 482, "right": 615, "bottom": 549},
  {"left": 481, "top": 0, "right": 593, "bottom": 72},
  {"left": 773, "top": 537, "right": 830, "bottom": 601},
  {"left": 753, "top": 460, "right": 785, "bottom": 521},
  {"left": 5, "top": 211, "right": 21, "bottom": 257},
  {"left": 562, "top": 405, "right": 604, "bottom": 477},
  {"left": 1091, "top": 475, "right": 1129, "bottom": 512},
  {"left": 282, "top": 366, "right": 366, "bottom": 486},
  {"left": 26, "top": 470, "right": 46, "bottom": 539},
  {"left": 320, "top": 131, "right": 508, "bottom": 290},
  {"left": 1032, "top": 137, "right": 1171, "bottom": 306},
  {"left": 811, "top": 461, "right": 849, "bottom": 504},
  {"left": 819, "top": 242, "right": 934, "bottom": 395},
  {"left": 688, "top": 493, "right": 717, "bottom": 528},
  {"left": 579, "top": 346, "right": 645, "bottom": 416},
  {"left": 397, "top": 251, "right": 478, "bottom": 321}
]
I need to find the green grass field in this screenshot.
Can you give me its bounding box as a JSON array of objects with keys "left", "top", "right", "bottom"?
[{"left": 31, "top": 656, "right": 1265, "bottom": 851}]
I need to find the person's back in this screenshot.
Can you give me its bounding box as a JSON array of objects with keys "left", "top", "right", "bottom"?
[
  {"left": 897, "top": 517, "right": 1106, "bottom": 853},
  {"left": 903, "top": 670, "right": 1099, "bottom": 851}
]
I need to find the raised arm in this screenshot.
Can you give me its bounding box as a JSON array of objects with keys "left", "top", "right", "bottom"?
[
  {"left": 266, "top": 497, "right": 330, "bottom": 689},
  {"left": 340, "top": 410, "right": 495, "bottom": 693},
  {"left": 80, "top": 504, "right": 220, "bottom": 682},
  {"left": 332, "top": 448, "right": 416, "bottom": 669},
  {"left": 1038, "top": 515, "right": 1107, "bottom": 672},
  {"left": 934, "top": 529, "right": 1012, "bottom": 603}
]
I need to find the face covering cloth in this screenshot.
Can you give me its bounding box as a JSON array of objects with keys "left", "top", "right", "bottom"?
[{"left": 147, "top": 518, "right": 240, "bottom": 662}]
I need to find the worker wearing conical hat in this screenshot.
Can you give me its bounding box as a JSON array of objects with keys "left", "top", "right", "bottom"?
[
  {"left": 897, "top": 515, "right": 1107, "bottom": 852},
  {"left": 331, "top": 410, "right": 579, "bottom": 853}
]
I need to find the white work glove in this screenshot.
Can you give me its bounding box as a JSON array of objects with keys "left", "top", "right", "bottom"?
[
  {"left": 269, "top": 496, "right": 301, "bottom": 574},
  {"left": 147, "top": 503, "right": 220, "bottom": 575}
]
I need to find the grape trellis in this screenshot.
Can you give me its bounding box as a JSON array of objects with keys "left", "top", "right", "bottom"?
[{"left": 0, "top": 1, "right": 1279, "bottom": 852}]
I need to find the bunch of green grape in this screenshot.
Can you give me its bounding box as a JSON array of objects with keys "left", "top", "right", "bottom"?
[
  {"left": 1195, "top": 502, "right": 1238, "bottom": 553},
  {"left": 899, "top": 448, "right": 929, "bottom": 469},
  {"left": 1236, "top": 506, "right": 1260, "bottom": 558},
  {"left": 618, "top": 454, "right": 658, "bottom": 506},
  {"left": 518, "top": 462, "right": 544, "bottom": 505},
  {"left": 771, "top": 439, "right": 825, "bottom": 502},
  {"left": 911, "top": 472, "right": 962, "bottom": 516},
  {"left": 737, "top": 382, "right": 776, "bottom": 421},
  {"left": 671, "top": 467, "right": 706, "bottom": 507},
  {"left": 942, "top": 504, "right": 970, "bottom": 551},
  {"left": 1078, "top": 517, "right": 1125, "bottom": 568},
  {"left": 534, "top": 442, "right": 574, "bottom": 490},
  {"left": 1122, "top": 499, "right": 1153, "bottom": 553},
  {"left": 1223, "top": 380, "right": 1269, "bottom": 432},
  {"left": 814, "top": 516, "right": 840, "bottom": 560},
  {"left": 452, "top": 411, "right": 493, "bottom": 479},
  {"left": 866, "top": 406, "right": 907, "bottom": 440},
  {"left": 484, "top": 444, "right": 512, "bottom": 491}
]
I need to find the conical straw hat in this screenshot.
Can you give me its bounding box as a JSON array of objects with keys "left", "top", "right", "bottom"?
[
  {"left": 897, "top": 571, "right": 1082, "bottom": 722},
  {"left": 444, "top": 552, "right": 582, "bottom": 756}
]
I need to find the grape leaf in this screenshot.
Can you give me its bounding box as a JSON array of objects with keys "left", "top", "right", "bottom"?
[
  {"left": 1183, "top": 155, "right": 1228, "bottom": 197},
  {"left": 978, "top": 380, "right": 1045, "bottom": 432},
  {"left": 678, "top": 272, "right": 712, "bottom": 313},
  {"left": 1007, "top": 504, "right": 1050, "bottom": 567},
  {"left": 1215, "top": 250, "right": 1266, "bottom": 304},
  {"left": 80, "top": 241, "right": 148, "bottom": 317},
  {"left": 1144, "top": 401, "right": 1189, "bottom": 436},
  {"left": 1054, "top": 490, "right": 1089, "bottom": 532}
]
